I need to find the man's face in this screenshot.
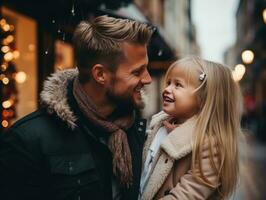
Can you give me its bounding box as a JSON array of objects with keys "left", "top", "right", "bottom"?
[{"left": 106, "top": 42, "right": 152, "bottom": 110}]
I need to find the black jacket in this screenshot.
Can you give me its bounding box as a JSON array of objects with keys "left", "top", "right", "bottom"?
[{"left": 0, "top": 69, "right": 146, "bottom": 200}]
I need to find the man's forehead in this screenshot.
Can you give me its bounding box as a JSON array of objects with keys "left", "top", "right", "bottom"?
[
  {"left": 118, "top": 42, "right": 148, "bottom": 68},
  {"left": 122, "top": 42, "right": 147, "bottom": 57}
]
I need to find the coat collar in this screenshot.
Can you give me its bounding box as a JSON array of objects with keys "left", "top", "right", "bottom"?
[
  {"left": 161, "top": 115, "right": 197, "bottom": 160},
  {"left": 142, "top": 112, "right": 197, "bottom": 199},
  {"left": 40, "top": 68, "right": 78, "bottom": 129},
  {"left": 146, "top": 111, "right": 198, "bottom": 160}
]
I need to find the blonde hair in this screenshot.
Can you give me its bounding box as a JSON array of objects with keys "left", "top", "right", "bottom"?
[
  {"left": 73, "top": 15, "right": 154, "bottom": 83},
  {"left": 166, "top": 56, "right": 243, "bottom": 199}
]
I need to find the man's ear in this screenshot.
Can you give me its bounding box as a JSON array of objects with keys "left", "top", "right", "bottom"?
[{"left": 91, "top": 64, "right": 109, "bottom": 85}]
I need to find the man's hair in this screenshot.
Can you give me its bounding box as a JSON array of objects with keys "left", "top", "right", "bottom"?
[{"left": 72, "top": 15, "right": 154, "bottom": 83}]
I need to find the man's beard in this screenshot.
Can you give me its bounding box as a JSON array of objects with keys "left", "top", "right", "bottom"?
[{"left": 106, "top": 86, "right": 145, "bottom": 112}]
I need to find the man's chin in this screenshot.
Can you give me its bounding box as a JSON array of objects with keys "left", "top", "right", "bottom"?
[{"left": 133, "top": 98, "right": 145, "bottom": 110}]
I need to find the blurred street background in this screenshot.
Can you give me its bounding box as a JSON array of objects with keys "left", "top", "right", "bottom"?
[{"left": 0, "top": 0, "right": 266, "bottom": 199}]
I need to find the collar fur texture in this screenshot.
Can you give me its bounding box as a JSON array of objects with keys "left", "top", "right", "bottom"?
[
  {"left": 147, "top": 111, "right": 197, "bottom": 160},
  {"left": 40, "top": 68, "right": 78, "bottom": 129}
]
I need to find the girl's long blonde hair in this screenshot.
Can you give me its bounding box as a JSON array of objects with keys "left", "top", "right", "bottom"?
[{"left": 167, "top": 56, "right": 243, "bottom": 199}]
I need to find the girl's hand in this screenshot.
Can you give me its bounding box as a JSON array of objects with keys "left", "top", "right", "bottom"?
[{"left": 162, "top": 120, "right": 178, "bottom": 133}]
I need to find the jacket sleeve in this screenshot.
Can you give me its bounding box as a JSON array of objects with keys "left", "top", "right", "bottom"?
[
  {"left": 0, "top": 129, "right": 47, "bottom": 200},
  {"left": 160, "top": 142, "right": 220, "bottom": 200}
]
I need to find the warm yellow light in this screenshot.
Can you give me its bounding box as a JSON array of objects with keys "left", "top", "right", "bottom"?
[
  {"left": 28, "top": 44, "right": 36, "bottom": 52},
  {"left": 241, "top": 50, "right": 254, "bottom": 64},
  {"left": 0, "top": 74, "right": 5, "bottom": 79},
  {"left": 6, "top": 35, "right": 14, "bottom": 43},
  {"left": 2, "top": 40, "right": 8, "bottom": 46},
  {"left": 232, "top": 64, "right": 246, "bottom": 82},
  {"left": 1, "top": 64, "right": 7, "bottom": 71},
  {"left": 2, "top": 100, "right": 12, "bottom": 109},
  {"left": 3, "top": 24, "right": 10, "bottom": 32},
  {"left": 1, "top": 46, "right": 10, "bottom": 53},
  {"left": 0, "top": 19, "right": 7, "bottom": 26},
  {"left": 13, "top": 50, "right": 20, "bottom": 59},
  {"left": 1, "top": 120, "right": 9, "bottom": 128},
  {"left": 4, "top": 52, "right": 14, "bottom": 61},
  {"left": 9, "top": 25, "right": 14, "bottom": 31},
  {"left": 2, "top": 77, "right": 9, "bottom": 85},
  {"left": 15, "top": 71, "right": 27, "bottom": 84},
  {"left": 263, "top": 9, "right": 266, "bottom": 24}
]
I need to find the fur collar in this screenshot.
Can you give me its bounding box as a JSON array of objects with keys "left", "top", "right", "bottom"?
[
  {"left": 146, "top": 111, "right": 197, "bottom": 160},
  {"left": 40, "top": 68, "right": 78, "bottom": 129},
  {"left": 161, "top": 116, "right": 197, "bottom": 160},
  {"left": 141, "top": 112, "right": 198, "bottom": 200}
]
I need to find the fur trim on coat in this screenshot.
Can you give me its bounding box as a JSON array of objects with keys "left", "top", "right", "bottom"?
[
  {"left": 40, "top": 68, "right": 78, "bottom": 129},
  {"left": 142, "top": 112, "right": 197, "bottom": 200},
  {"left": 141, "top": 112, "right": 220, "bottom": 200}
]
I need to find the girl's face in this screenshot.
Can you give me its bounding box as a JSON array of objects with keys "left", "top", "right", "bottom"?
[{"left": 162, "top": 65, "right": 199, "bottom": 122}]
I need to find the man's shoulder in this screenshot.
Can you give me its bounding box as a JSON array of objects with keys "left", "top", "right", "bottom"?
[
  {"left": 11, "top": 109, "right": 51, "bottom": 130},
  {"left": 7, "top": 109, "right": 62, "bottom": 142}
]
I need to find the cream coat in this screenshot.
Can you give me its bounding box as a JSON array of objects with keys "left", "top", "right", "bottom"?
[{"left": 141, "top": 111, "right": 221, "bottom": 200}]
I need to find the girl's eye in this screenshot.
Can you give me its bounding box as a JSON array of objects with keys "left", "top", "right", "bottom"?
[
  {"left": 175, "top": 82, "right": 182, "bottom": 88},
  {"left": 166, "top": 81, "right": 171, "bottom": 85}
]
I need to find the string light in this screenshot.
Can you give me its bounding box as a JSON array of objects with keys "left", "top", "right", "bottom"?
[
  {"left": 241, "top": 50, "right": 254, "bottom": 64},
  {"left": 9, "top": 25, "right": 14, "bottom": 31},
  {"left": 15, "top": 71, "right": 27, "bottom": 84},
  {"left": 1, "top": 46, "right": 10, "bottom": 53},
  {"left": 1, "top": 64, "right": 7, "bottom": 71},
  {"left": 13, "top": 50, "right": 20, "bottom": 59},
  {"left": 232, "top": 64, "right": 246, "bottom": 82},
  {"left": 2, "top": 110, "right": 9, "bottom": 118},
  {"left": 0, "top": 74, "right": 5, "bottom": 79},
  {"left": 0, "top": 17, "right": 18, "bottom": 130},
  {"left": 2, "top": 100, "right": 13, "bottom": 109},
  {"left": 4, "top": 52, "right": 14, "bottom": 62},
  {"left": 28, "top": 44, "right": 36, "bottom": 52},
  {"left": 1, "top": 120, "right": 8, "bottom": 128},
  {"left": 0, "top": 18, "right": 7, "bottom": 26},
  {"left": 263, "top": 8, "right": 266, "bottom": 24},
  {"left": 2, "top": 77, "right": 9, "bottom": 85},
  {"left": 2, "top": 24, "right": 10, "bottom": 32},
  {"left": 6, "top": 35, "right": 14, "bottom": 43}
]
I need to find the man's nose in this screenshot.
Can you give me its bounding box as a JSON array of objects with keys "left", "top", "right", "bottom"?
[{"left": 141, "top": 69, "right": 152, "bottom": 84}]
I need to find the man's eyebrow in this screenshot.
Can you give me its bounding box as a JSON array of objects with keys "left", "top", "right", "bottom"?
[{"left": 132, "top": 64, "right": 147, "bottom": 72}]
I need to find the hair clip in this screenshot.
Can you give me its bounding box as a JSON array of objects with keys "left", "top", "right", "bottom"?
[{"left": 199, "top": 72, "right": 206, "bottom": 81}]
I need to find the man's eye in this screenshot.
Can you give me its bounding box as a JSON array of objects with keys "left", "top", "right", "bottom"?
[{"left": 133, "top": 71, "right": 140, "bottom": 76}]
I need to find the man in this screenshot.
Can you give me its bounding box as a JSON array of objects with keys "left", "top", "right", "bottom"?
[{"left": 0, "top": 15, "right": 153, "bottom": 200}]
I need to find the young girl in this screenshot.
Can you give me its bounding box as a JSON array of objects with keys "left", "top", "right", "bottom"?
[{"left": 139, "top": 56, "right": 243, "bottom": 200}]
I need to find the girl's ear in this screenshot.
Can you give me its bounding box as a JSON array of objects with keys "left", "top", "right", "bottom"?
[{"left": 91, "top": 64, "right": 109, "bottom": 85}]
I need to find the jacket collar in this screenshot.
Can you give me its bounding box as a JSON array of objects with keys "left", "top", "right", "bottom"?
[
  {"left": 40, "top": 68, "right": 146, "bottom": 133},
  {"left": 40, "top": 68, "right": 78, "bottom": 129},
  {"left": 148, "top": 111, "right": 198, "bottom": 160}
]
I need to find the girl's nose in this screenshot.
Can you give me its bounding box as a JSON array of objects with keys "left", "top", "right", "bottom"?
[{"left": 164, "top": 84, "right": 172, "bottom": 93}]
